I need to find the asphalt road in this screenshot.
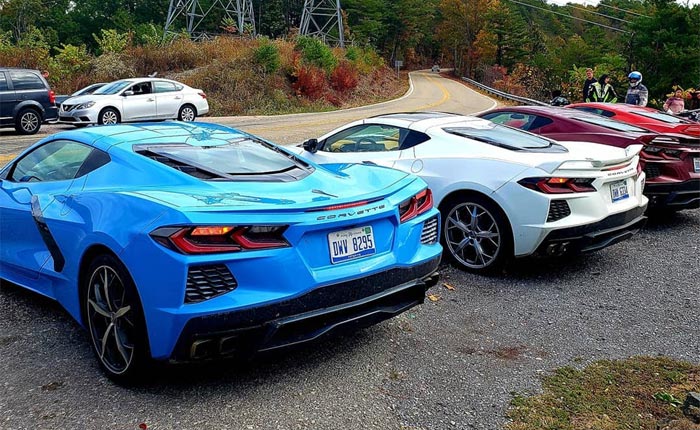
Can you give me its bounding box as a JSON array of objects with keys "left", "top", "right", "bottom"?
[
  {"left": 1, "top": 72, "right": 699, "bottom": 430},
  {"left": 0, "top": 70, "right": 496, "bottom": 160}
]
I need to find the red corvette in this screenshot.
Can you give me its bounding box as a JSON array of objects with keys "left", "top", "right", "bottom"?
[
  {"left": 478, "top": 106, "right": 700, "bottom": 211},
  {"left": 568, "top": 102, "right": 700, "bottom": 137}
]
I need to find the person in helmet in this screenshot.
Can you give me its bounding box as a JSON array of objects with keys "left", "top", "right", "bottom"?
[
  {"left": 625, "top": 71, "right": 648, "bottom": 106},
  {"left": 550, "top": 89, "right": 570, "bottom": 106}
]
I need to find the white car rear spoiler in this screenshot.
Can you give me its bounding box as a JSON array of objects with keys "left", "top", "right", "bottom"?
[{"left": 537, "top": 144, "right": 642, "bottom": 174}]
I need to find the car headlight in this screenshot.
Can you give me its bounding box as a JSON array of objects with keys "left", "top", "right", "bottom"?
[{"left": 77, "top": 101, "right": 95, "bottom": 109}]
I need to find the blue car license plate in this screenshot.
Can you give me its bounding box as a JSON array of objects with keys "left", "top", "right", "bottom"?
[
  {"left": 610, "top": 180, "right": 629, "bottom": 203},
  {"left": 694, "top": 157, "right": 700, "bottom": 173},
  {"left": 328, "top": 226, "right": 376, "bottom": 264}
]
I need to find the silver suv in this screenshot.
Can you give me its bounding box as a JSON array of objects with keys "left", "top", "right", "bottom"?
[{"left": 0, "top": 68, "right": 58, "bottom": 134}]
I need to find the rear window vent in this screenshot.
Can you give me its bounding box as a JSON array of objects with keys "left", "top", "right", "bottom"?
[{"left": 137, "top": 150, "right": 223, "bottom": 180}]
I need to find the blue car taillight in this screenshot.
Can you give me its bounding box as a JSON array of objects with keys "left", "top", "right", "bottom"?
[
  {"left": 151, "top": 225, "right": 290, "bottom": 254},
  {"left": 399, "top": 189, "right": 433, "bottom": 223}
]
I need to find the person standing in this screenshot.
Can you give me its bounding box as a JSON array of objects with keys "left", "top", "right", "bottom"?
[
  {"left": 582, "top": 68, "right": 597, "bottom": 101},
  {"left": 586, "top": 74, "right": 618, "bottom": 103},
  {"left": 624, "top": 71, "right": 648, "bottom": 106},
  {"left": 663, "top": 89, "right": 686, "bottom": 114}
]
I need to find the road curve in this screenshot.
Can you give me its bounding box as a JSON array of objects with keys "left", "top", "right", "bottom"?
[{"left": 0, "top": 70, "right": 496, "bottom": 162}]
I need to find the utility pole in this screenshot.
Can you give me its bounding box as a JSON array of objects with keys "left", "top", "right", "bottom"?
[
  {"left": 164, "top": 0, "right": 256, "bottom": 41},
  {"left": 300, "top": 0, "right": 345, "bottom": 47}
]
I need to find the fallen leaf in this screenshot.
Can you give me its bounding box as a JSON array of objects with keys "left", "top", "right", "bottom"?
[
  {"left": 139, "top": 424, "right": 148, "bottom": 430},
  {"left": 427, "top": 294, "right": 441, "bottom": 302},
  {"left": 442, "top": 283, "right": 455, "bottom": 291}
]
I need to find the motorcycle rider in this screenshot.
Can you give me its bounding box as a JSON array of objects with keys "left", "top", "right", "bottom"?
[
  {"left": 587, "top": 74, "right": 618, "bottom": 103},
  {"left": 624, "top": 71, "right": 648, "bottom": 106}
]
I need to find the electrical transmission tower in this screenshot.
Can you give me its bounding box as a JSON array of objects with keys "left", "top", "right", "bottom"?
[
  {"left": 164, "top": 0, "right": 256, "bottom": 40},
  {"left": 300, "top": 0, "right": 345, "bottom": 47}
]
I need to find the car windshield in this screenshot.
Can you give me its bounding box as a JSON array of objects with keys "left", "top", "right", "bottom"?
[
  {"left": 93, "top": 80, "right": 134, "bottom": 95},
  {"left": 444, "top": 123, "right": 552, "bottom": 150},
  {"left": 632, "top": 110, "right": 691, "bottom": 124},
  {"left": 573, "top": 116, "right": 649, "bottom": 133},
  {"left": 147, "top": 139, "right": 303, "bottom": 176}
]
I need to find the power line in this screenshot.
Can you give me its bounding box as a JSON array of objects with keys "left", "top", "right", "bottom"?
[
  {"left": 565, "top": 4, "right": 632, "bottom": 24},
  {"left": 504, "top": 0, "right": 631, "bottom": 33},
  {"left": 596, "top": 2, "right": 650, "bottom": 18}
]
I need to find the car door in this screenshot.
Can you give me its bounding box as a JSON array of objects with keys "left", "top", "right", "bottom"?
[
  {"left": 301, "top": 124, "right": 414, "bottom": 167},
  {"left": 121, "top": 81, "right": 157, "bottom": 121},
  {"left": 0, "top": 71, "right": 15, "bottom": 126},
  {"left": 154, "top": 81, "right": 183, "bottom": 119},
  {"left": 0, "top": 140, "right": 93, "bottom": 295}
]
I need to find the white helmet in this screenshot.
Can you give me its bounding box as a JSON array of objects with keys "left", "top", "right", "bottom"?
[{"left": 628, "top": 71, "right": 642, "bottom": 87}]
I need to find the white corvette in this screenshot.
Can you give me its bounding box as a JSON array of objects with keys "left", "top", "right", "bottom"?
[{"left": 295, "top": 112, "right": 648, "bottom": 273}]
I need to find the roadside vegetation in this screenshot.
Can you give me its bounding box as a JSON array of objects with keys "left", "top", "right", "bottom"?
[
  {"left": 1, "top": 0, "right": 698, "bottom": 112},
  {"left": 506, "top": 356, "right": 700, "bottom": 430},
  {"left": 0, "top": 29, "right": 403, "bottom": 116}
]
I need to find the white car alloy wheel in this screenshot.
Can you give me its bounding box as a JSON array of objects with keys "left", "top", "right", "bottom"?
[
  {"left": 178, "top": 105, "right": 196, "bottom": 122},
  {"left": 99, "top": 108, "right": 119, "bottom": 125},
  {"left": 443, "top": 197, "right": 510, "bottom": 272}
]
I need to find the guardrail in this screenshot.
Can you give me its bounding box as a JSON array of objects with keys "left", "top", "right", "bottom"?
[{"left": 461, "top": 76, "right": 550, "bottom": 107}]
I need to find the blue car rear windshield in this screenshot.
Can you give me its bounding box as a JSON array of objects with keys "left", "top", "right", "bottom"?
[
  {"left": 147, "top": 139, "right": 302, "bottom": 175},
  {"left": 444, "top": 124, "right": 553, "bottom": 150}
]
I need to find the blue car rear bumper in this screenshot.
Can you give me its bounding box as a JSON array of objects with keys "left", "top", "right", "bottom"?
[{"left": 169, "top": 256, "right": 440, "bottom": 361}]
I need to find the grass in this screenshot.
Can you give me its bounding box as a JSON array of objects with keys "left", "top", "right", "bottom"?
[{"left": 506, "top": 356, "right": 700, "bottom": 430}]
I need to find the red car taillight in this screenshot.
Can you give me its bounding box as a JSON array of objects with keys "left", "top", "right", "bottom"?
[
  {"left": 518, "top": 177, "right": 597, "bottom": 194},
  {"left": 151, "top": 225, "right": 289, "bottom": 254},
  {"left": 49, "top": 90, "right": 56, "bottom": 104},
  {"left": 198, "top": 92, "right": 207, "bottom": 99},
  {"left": 399, "top": 189, "right": 433, "bottom": 223}
]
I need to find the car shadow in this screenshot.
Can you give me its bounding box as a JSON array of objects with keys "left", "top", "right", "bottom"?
[{"left": 0, "top": 278, "right": 384, "bottom": 391}]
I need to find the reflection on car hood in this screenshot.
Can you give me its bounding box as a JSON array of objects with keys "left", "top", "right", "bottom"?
[{"left": 123, "top": 163, "right": 413, "bottom": 211}]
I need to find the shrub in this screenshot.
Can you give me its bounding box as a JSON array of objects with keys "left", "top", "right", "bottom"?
[
  {"left": 292, "top": 65, "right": 328, "bottom": 100},
  {"left": 91, "top": 52, "right": 135, "bottom": 82},
  {"left": 295, "top": 36, "right": 337, "bottom": 73},
  {"left": 253, "top": 39, "right": 281, "bottom": 74},
  {"left": 93, "top": 29, "right": 130, "bottom": 55},
  {"left": 330, "top": 61, "right": 358, "bottom": 92}
]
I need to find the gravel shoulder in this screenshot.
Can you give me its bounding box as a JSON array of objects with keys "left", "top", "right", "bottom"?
[{"left": 1, "top": 210, "right": 698, "bottom": 430}]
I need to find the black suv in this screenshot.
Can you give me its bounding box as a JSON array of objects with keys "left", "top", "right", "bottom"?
[{"left": 0, "top": 68, "right": 58, "bottom": 134}]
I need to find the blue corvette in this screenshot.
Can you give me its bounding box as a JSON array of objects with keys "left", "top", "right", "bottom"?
[{"left": 0, "top": 122, "right": 441, "bottom": 381}]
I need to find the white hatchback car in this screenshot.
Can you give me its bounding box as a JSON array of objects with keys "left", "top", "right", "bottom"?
[
  {"left": 296, "top": 112, "right": 649, "bottom": 273},
  {"left": 58, "top": 78, "right": 209, "bottom": 125}
]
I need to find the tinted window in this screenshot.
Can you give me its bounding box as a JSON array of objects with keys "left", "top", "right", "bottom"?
[
  {"left": 11, "top": 140, "right": 95, "bottom": 182},
  {"left": 444, "top": 123, "right": 554, "bottom": 150},
  {"left": 321, "top": 124, "right": 401, "bottom": 152},
  {"left": 632, "top": 110, "right": 691, "bottom": 124},
  {"left": 128, "top": 81, "right": 152, "bottom": 95},
  {"left": 400, "top": 129, "right": 431, "bottom": 149},
  {"left": 9, "top": 71, "right": 45, "bottom": 90},
  {"left": 0, "top": 72, "right": 8, "bottom": 91},
  {"left": 94, "top": 80, "right": 134, "bottom": 95},
  {"left": 73, "top": 83, "right": 106, "bottom": 96},
  {"left": 154, "top": 81, "right": 178, "bottom": 93},
  {"left": 573, "top": 116, "right": 649, "bottom": 132},
  {"left": 570, "top": 107, "right": 615, "bottom": 117},
  {"left": 480, "top": 112, "right": 539, "bottom": 130},
  {"left": 145, "top": 139, "right": 301, "bottom": 175}
]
